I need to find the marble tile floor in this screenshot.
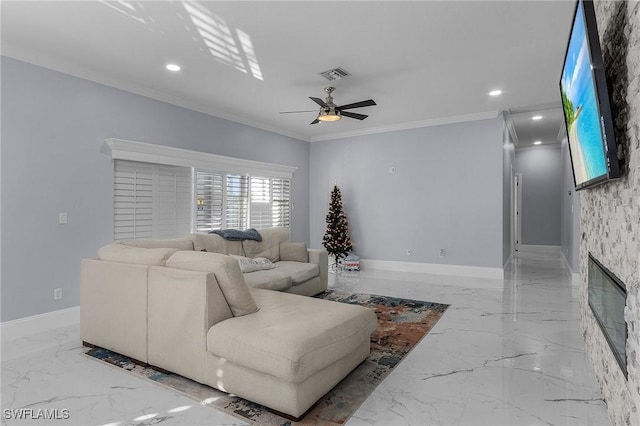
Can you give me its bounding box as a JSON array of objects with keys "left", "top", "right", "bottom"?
[{"left": 1, "top": 250, "right": 611, "bottom": 426}]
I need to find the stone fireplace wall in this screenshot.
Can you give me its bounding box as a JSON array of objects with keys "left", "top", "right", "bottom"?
[{"left": 580, "top": 1, "right": 640, "bottom": 425}]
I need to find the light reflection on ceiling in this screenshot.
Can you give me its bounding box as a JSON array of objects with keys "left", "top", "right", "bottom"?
[
  {"left": 183, "top": 1, "right": 263, "bottom": 80},
  {"left": 98, "top": 0, "right": 148, "bottom": 26}
]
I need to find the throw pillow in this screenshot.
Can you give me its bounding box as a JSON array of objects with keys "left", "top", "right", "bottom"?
[
  {"left": 231, "top": 255, "right": 276, "bottom": 273},
  {"left": 188, "top": 233, "right": 244, "bottom": 256},
  {"left": 279, "top": 242, "right": 309, "bottom": 263},
  {"left": 165, "top": 251, "right": 259, "bottom": 317},
  {"left": 242, "top": 227, "right": 289, "bottom": 262}
]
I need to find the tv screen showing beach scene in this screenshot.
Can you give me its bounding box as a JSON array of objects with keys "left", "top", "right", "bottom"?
[{"left": 560, "top": 0, "right": 614, "bottom": 189}]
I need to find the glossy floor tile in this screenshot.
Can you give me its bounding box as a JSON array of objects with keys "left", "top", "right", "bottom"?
[{"left": 1, "top": 250, "right": 611, "bottom": 425}]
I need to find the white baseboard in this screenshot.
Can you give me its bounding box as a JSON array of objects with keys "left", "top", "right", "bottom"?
[
  {"left": 359, "top": 259, "right": 504, "bottom": 280},
  {"left": 560, "top": 249, "right": 570, "bottom": 270},
  {"left": 559, "top": 250, "right": 581, "bottom": 286},
  {"left": 518, "top": 244, "right": 562, "bottom": 255},
  {"left": 571, "top": 272, "right": 581, "bottom": 286},
  {"left": 1, "top": 306, "right": 80, "bottom": 343},
  {"left": 503, "top": 253, "right": 513, "bottom": 270}
]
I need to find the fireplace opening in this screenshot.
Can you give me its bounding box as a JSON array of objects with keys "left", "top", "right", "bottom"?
[{"left": 588, "top": 253, "right": 628, "bottom": 378}]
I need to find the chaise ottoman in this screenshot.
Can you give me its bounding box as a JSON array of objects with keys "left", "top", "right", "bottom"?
[{"left": 204, "top": 288, "right": 378, "bottom": 419}]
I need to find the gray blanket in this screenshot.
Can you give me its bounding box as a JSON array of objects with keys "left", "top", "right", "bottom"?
[{"left": 209, "top": 228, "right": 263, "bottom": 242}]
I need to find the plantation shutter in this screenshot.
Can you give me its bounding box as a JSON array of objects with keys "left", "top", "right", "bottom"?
[
  {"left": 272, "top": 178, "right": 291, "bottom": 228},
  {"left": 114, "top": 161, "right": 154, "bottom": 240},
  {"left": 114, "top": 160, "right": 191, "bottom": 240},
  {"left": 225, "top": 174, "right": 249, "bottom": 230},
  {"left": 156, "top": 165, "right": 192, "bottom": 239},
  {"left": 195, "top": 171, "right": 224, "bottom": 232},
  {"left": 250, "top": 176, "right": 272, "bottom": 229}
]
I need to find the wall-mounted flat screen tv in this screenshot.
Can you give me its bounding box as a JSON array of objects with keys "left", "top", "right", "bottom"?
[{"left": 559, "top": 0, "right": 620, "bottom": 190}]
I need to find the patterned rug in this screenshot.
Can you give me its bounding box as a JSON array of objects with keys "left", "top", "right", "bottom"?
[{"left": 84, "top": 290, "right": 448, "bottom": 425}]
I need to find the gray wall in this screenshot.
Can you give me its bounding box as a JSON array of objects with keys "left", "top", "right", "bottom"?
[
  {"left": 1, "top": 57, "right": 310, "bottom": 322},
  {"left": 309, "top": 118, "right": 505, "bottom": 268},
  {"left": 514, "top": 147, "right": 562, "bottom": 246},
  {"left": 560, "top": 137, "right": 580, "bottom": 272}
]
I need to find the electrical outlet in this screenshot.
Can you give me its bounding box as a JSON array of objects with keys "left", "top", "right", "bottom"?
[
  {"left": 58, "top": 212, "right": 68, "bottom": 224},
  {"left": 439, "top": 249, "right": 446, "bottom": 258},
  {"left": 54, "top": 288, "right": 63, "bottom": 300}
]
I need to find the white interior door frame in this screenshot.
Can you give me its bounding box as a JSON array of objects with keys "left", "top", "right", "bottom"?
[{"left": 513, "top": 173, "right": 522, "bottom": 252}]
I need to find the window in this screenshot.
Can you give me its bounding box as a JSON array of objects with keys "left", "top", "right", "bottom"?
[
  {"left": 195, "top": 170, "right": 291, "bottom": 232},
  {"left": 107, "top": 138, "right": 296, "bottom": 239},
  {"left": 114, "top": 160, "right": 191, "bottom": 240}
]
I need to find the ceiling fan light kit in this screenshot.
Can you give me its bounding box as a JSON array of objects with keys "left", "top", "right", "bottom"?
[
  {"left": 318, "top": 109, "right": 341, "bottom": 122},
  {"left": 318, "top": 111, "right": 342, "bottom": 122}
]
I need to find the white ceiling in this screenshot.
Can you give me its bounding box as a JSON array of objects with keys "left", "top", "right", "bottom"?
[{"left": 1, "top": 0, "right": 574, "bottom": 145}]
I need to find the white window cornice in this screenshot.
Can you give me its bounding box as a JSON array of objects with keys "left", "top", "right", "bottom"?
[{"left": 106, "top": 138, "right": 297, "bottom": 178}]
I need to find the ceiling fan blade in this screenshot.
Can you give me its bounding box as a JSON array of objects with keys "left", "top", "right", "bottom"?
[
  {"left": 309, "top": 97, "right": 328, "bottom": 108},
  {"left": 279, "top": 110, "right": 318, "bottom": 114},
  {"left": 310, "top": 118, "right": 320, "bottom": 125},
  {"left": 340, "top": 111, "right": 368, "bottom": 120},
  {"left": 337, "top": 99, "right": 377, "bottom": 110}
]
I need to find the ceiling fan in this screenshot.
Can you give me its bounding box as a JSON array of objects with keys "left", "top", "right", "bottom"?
[{"left": 280, "top": 86, "right": 376, "bottom": 125}]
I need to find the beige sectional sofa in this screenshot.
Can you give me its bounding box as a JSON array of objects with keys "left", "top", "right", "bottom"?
[
  {"left": 81, "top": 228, "right": 377, "bottom": 419},
  {"left": 121, "top": 227, "right": 328, "bottom": 296}
]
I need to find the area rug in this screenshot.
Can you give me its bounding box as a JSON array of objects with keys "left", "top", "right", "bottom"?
[{"left": 84, "top": 290, "right": 448, "bottom": 425}]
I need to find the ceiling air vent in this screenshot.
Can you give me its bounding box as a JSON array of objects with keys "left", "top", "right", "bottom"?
[{"left": 319, "top": 67, "right": 351, "bottom": 81}]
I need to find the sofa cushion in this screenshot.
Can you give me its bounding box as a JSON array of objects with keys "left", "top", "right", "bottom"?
[
  {"left": 242, "top": 227, "right": 289, "bottom": 262},
  {"left": 273, "top": 261, "right": 319, "bottom": 285},
  {"left": 242, "top": 269, "right": 292, "bottom": 291},
  {"left": 280, "top": 243, "right": 309, "bottom": 263},
  {"left": 207, "top": 289, "right": 378, "bottom": 383},
  {"left": 97, "top": 243, "right": 178, "bottom": 266},
  {"left": 189, "top": 233, "right": 244, "bottom": 256},
  {"left": 166, "top": 251, "right": 258, "bottom": 317},
  {"left": 231, "top": 255, "right": 276, "bottom": 273},
  {"left": 120, "top": 238, "right": 194, "bottom": 251}
]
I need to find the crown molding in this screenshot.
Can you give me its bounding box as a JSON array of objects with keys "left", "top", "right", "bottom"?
[
  {"left": 309, "top": 110, "right": 502, "bottom": 142},
  {"left": 503, "top": 110, "right": 520, "bottom": 146}
]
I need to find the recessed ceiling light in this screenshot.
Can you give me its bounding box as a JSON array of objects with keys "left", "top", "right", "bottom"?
[
  {"left": 532, "top": 115, "right": 543, "bottom": 120},
  {"left": 489, "top": 90, "right": 502, "bottom": 97},
  {"left": 166, "top": 63, "right": 181, "bottom": 72},
  {"left": 533, "top": 141, "right": 542, "bottom": 145}
]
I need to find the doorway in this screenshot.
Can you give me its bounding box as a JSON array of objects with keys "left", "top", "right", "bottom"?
[{"left": 513, "top": 173, "right": 522, "bottom": 253}]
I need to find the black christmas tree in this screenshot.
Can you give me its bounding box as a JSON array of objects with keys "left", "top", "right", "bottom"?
[{"left": 322, "top": 184, "right": 353, "bottom": 263}]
